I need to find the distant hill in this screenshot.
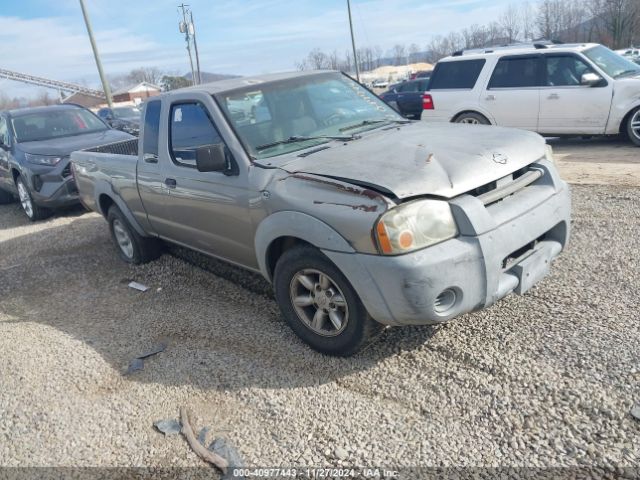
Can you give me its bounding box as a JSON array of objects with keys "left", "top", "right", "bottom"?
[{"left": 183, "top": 71, "right": 241, "bottom": 83}]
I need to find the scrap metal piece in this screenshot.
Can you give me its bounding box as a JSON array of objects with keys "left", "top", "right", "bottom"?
[
  {"left": 631, "top": 403, "right": 640, "bottom": 421},
  {"left": 154, "top": 418, "right": 182, "bottom": 436},
  {"left": 128, "top": 281, "right": 150, "bottom": 292},
  {"left": 137, "top": 342, "right": 167, "bottom": 359},
  {"left": 125, "top": 358, "right": 144, "bottom": 375}
]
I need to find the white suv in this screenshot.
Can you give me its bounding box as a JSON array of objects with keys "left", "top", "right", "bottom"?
[{"left": 421, "top": 43, "right": 640, "bottom": 146}]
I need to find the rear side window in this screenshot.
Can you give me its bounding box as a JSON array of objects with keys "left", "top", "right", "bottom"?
[
  {"left": 142, "top": 101, "right": 161, "bottom": 157},
  {"left": 429, "top": 60, "right": 486, "bottom": 89},
  {"left": 170, "top": 102, "right": 223, "bottom": 167},
  {"left": 397, "top": 82, "right": 418, "bottom": 92},
  {"left": 489, "top": 56, "right": 541, "bottom": 88}
]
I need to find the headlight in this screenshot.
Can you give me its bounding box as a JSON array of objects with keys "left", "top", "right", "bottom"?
[
  {"left": 374, "top": 199, "right": 458, "bottom": 255},
  {"left": 25, "top": 153, "right": 64, "bottom": 166},
  {"left": 544, "top": 144, "right": 555, "bottom": 164}
]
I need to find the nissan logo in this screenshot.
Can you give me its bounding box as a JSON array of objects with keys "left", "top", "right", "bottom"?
[{"left": 492, "top": 153, "right": 508, "bottom": 164}]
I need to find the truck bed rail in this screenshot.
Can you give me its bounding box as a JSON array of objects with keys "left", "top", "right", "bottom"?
[{"left": 83, "top": 138, "right": 138, "bottom": 156}]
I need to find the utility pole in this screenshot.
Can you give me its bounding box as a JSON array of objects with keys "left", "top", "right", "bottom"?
[
  {"left": 189, "top": 10, "right": 202, "bottom": 85},
  {"left": 78, "top": 0, "right": 113, "bottom": 107},
  {"left": 347, "top": 0, "right": 360, "bottom": 82},
  {"left": 178, "top": 3, "right": 197, "bottom": 85}
]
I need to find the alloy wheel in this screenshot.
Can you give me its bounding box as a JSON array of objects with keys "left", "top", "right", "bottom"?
[
  {"left": 112, "top": 219, "right": 134, "bottom": 259},
  {"left": 16, "top": 181, "right": 33, "bottom": 218},
  {"left": 289, "top": 269, "right": 349, "bottom": 336},
  {"left": 631, "top": 110, "right": 640, "bottom": 141}
]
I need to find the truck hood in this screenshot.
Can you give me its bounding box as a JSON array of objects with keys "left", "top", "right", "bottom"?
[
  {"left": 17, "top": 129, "right": 134, "bottom": 156},
  {"left": 269, "top": 122, "right": 546, "bottom": 199}
]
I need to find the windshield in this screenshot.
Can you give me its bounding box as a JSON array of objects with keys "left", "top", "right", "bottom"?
[
  {"left": 113, "top": 107, "right": 140, "bottom": 119},
  {"left": 215, "top": 72, "right": 403, "bottom": 159},
  {"left": 12, "top": 109, "right": 108, "bottom": 143},
  {"left": 583, "top": 45, "right": 640, "bottom": 78}
]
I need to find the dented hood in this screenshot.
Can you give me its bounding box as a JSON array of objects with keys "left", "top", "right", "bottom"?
[{"left": 270, "top": 122, "right": 546, "bottom": 199}]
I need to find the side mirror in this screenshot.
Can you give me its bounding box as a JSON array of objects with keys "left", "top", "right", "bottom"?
[
  {"left": 196, "top": 143, "right": 228, "bottom": 173},
  {"left": 581, "top": 72, "right": 603, "bottom": 87}
]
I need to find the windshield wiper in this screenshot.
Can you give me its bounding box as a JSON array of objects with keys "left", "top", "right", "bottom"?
[
  {"left": 616, "top": 69, "right": 640, "bottom": 78},
  {"left": 339, "top": 118, "right": 410, "bottom": 132},
  {"left": 256, "top": 135, "right": 356, "bottom": 151}
]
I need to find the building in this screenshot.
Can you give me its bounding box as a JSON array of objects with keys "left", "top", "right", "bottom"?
[
  {"left": 112, "top": 82, "right": 161, "bottom": 104},
  {"left": 61, "top": 92, "right": 104, "bottom": 109}
]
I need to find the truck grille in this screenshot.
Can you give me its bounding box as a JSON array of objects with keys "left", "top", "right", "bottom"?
[{"left": 468, "top": 165, "right": 543, "bottom": 206}]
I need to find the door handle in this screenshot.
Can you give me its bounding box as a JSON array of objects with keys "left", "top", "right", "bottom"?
[
  {"left": 485, "top": 94, "right": 496, "bottom": 101},
  {"left": 143, "top": 153, "right": 158, "bottom": 163},
  {"left": 164, "top": 178, "right": 177, "bottom": 188},
  {"left": 547, "top": 93, "right": 559, "bottom": 100}
]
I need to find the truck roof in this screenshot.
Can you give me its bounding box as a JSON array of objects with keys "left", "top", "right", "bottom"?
[{"left": 176, "top": 70, "right": 335, "bottom": 95}]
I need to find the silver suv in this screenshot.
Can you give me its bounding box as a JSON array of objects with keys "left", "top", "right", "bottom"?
[{"left": 422, "top": 43, "right": 640, "bottom": 146}]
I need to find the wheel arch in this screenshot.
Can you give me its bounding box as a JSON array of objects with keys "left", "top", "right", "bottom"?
[
  {"left": 619, "top": 105, "right": 640, "bottom": 135},
  {"left": 451, "top": 110, "right": 493, "bottom": 124},
  {"left": 255, "top": 211, "right": 355, "bottom": 282},
  {"left": 93, "top": 180, "right": 147, "bottom": 236}
]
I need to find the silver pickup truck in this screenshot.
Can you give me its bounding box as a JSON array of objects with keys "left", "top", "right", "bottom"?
[{"left": 71, "top": 71, "right": 571, "bottom": 356}]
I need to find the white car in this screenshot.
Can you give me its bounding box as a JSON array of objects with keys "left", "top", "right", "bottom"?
[{"left": 421, "top": 43, "right": 640, "bottom": 146}]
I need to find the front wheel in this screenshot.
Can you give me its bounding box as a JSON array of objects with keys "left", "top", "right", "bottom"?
[
  {"left": 16, "top": 176, "right": 51, "bottom": 221},
  {"left": 274, "top": 246, "right": 382, "bottom": 356},
  {"left": 626, "top": 108, "right": 640, "bottom": 146}
]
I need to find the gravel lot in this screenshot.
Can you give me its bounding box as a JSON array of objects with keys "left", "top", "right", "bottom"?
[{"left": 1, "top": 153, "right": 639, "bottom": 475}]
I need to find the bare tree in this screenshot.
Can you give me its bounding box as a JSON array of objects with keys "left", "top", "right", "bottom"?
[
  {"left": 127, "top": 67, "right": 163, "bottom": 85},
  {"left": 408, "top": 43, "right": 421, "bottom": 63},
  {"left": 501, "top": 4, "right": 521, "bottom": 42},
  {"left": 391, "top": 44, "right": 407, "bottom": 66}
]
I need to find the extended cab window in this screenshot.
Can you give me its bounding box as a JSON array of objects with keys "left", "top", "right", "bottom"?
[
  {"left": 489, "top": 56, "right": 541, "bottom": 88},
  {"left": 545, "top": 55, "right": 595, "bottom": 86},
  {"left": 142, "top": 101, "right": 161, "bottom": 158},
  {"left": 170, "top": 102, "right": 223, "bottom": 167},
  {"left": 429, "top": 60, "right": 485, "bottom": 89}
]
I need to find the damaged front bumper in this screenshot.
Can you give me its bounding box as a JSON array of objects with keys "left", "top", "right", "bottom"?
[{"left": 323, "top": 159, "right": 571, "bottom": 326}]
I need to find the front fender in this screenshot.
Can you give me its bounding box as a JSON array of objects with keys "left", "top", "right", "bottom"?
[{"left": 254, "top": 210, "right": 355, "bottom": 280}]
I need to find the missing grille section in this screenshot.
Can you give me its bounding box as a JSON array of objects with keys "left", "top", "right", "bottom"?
[{"left": 468, "top": 165, "right": 541, "bottom": 206}]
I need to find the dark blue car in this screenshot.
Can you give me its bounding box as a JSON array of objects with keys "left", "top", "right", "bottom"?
[
  {"left": 0, "top": 104, "right": 133, "bottom": 220},
  {"left": 379, "top": 76, "right": 431, "bottom": 119}
]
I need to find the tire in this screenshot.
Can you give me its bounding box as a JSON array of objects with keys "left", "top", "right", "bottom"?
[
  {"left": 15, "top": 175, "right": 51, "bottom": 221},
  {"left": 0, "top": 187, "right": 15, "bottom": 205},
  {"left": 454, "top": 112, "right": 490, "bottom": 125},
  {"left": 107, "top": 205, "right": 162, "bottom": 264},
  {"left": 626, "top": 108, "right": 640, "bottom": 147},
  {"left": 273, "top": 245, "right": 382, "bottom": 356}
]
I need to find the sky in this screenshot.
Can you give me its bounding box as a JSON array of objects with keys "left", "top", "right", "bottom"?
[{"left": 0, "top": 0, "right": 520, "bottom": 98}]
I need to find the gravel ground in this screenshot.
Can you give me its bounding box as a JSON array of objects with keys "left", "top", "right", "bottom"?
[{"left": 0, "top": 185, "right": 639, "bottom": 477}]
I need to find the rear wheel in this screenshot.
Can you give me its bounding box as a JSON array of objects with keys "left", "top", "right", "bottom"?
[
  {"left": 626, "top": 108, "right": 640, "bottom": 146},
  {"left": 274, "top": 245, "right": 382, "bottom": 356},
  {"left": 107, "top": 205, "right": 162, "bottom": 264},
  {"left": 454, "top": 112, "right": 490, "bottom": 125},
  {"left": 16, "top": 176, "right": 51, "bottom": 221}
]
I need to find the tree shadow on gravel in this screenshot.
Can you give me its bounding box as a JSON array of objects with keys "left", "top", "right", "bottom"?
[{"left": 0, "top": 214, "right": 441, "bottom": 392}]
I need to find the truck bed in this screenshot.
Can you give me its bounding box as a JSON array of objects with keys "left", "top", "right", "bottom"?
[{"left": 71, "top": 138, "right": 140, "bottom": 215}]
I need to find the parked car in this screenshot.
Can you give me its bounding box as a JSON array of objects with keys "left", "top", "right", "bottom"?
[
  {"left": 371, "top": 79, "right": 390, "bottom": 88},
  {"left": 0, "top": 104, "right": 134, "bottom": 220},
  {"left": 422, "top": 43, "right": 640, "bottom": 146},
  {"left": 97, "top": 106, "right": 141, "bottom": 136},
  {"left": 71, "top": 70, "right": 571, "bottom": 356},
  {"left": 615, "top": 47, "right": 640, "bottom": 62},
  {"left": 379, "top": 76, "right": 431, "bottom": 119}
]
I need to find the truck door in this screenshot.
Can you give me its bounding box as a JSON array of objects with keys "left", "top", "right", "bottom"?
[
  {"left": 537, "top": 53, "right": 613, "bottom": 135},
  {"left": 136, "top": 100, "right": 175, "bottom": 236},
  {"left": 481, "top": 55, "right": 542, "bottom": 131},
  {"left": 159, "top": 95, "right": 255, "bottom": 269}
]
